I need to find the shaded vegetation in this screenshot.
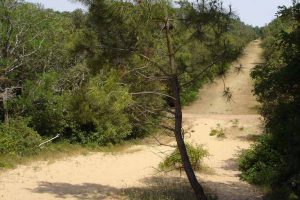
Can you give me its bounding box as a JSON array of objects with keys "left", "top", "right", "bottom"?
[
  {"left": 239, "top": 2, "right": 300, "bottom": 199},
  {"left": 0, "top": 118, "right": 41, "bottom": 156}
]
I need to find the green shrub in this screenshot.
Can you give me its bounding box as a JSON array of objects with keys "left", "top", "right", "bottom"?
[
  {"left": 243, "top": 3, "right": 300, "bottom": 197},
  {"left": 68, "top": 71, "right": 133, "bottom": 145},
  {"left": 263, "top": 185, "right": 300, "bottom": 200},
  {"left": 0, "top": 118, "right": 42, "bottom": 156},
  {"left": 9, "top": 72, "right": 72, "bottom": 137},
  {"left": 181, "top": 88, "right": 199, "bottom": 106},
  {"left": 238, "top": 134, "right": 283, "bottom": 185},
  {"left": 159, "top": 143, "right": 209, "bottom": 172}
]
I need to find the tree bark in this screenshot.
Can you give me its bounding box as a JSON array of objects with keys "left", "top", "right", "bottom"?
[{"left": 170, "top": 77, "right": 208, "bottom": 200}]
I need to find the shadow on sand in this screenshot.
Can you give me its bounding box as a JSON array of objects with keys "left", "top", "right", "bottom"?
[
  {"left": 30, "top": 182, "right": 120, "bottom": 199},
  {"left": 30, "top": 175, "right": 263, "bottom": 200},
  {"left": 30, "top": 176, "right": 196, "bottom": 200}
]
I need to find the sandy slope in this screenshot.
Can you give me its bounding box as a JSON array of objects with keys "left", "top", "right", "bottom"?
[{"left": 0, "top": 40, "right": 263, "bottom": 200}]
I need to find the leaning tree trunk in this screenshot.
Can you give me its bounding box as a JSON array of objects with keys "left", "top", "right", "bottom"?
[
  {"left": 170, "top": 77, "right": 208, "bottom": 200},
  {"left": 164, "top": 17, "right": 207, "bottom": 200}
]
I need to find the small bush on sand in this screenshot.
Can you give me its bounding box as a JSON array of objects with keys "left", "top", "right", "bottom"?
[
  {"left": 209, "top": 124, "right": 226, "bottom": 138},
  {"left": 159, "top": 143, "right": 209, "bottom": 172},
  {"left": 230, "top": 119, "right": 240, "bottom": 128}
]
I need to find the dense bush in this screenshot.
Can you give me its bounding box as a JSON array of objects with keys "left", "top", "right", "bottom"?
[
  {"left": 68, "top": 71, "right": 133, "bottom": 145},
  {"left": 0, "top": 118, "right": 42, "bottom": 155},
  {"left": 10, "top": 72, "right": 72, "bottom": 137},
  {"left": 239, "top": 134, "right": 283, "bottom": 185}
]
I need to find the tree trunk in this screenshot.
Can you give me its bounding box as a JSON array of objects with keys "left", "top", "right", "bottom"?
[
  {"left": 164, "top": 17, "right": 207, "bottom": 200},
  {"left": 170, "top": 77, "right": 208, "bottom": 200},
  {"left": 163, "top": 17, "right": 207, "bottom": 199},
  {"left": 2, "top": 90, "right": 9, "bottom": 123}
]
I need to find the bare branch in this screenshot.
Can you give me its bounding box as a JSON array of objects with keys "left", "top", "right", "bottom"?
[
  {"left": 38, "top": 134, "right": 61, "bottom": 148},
  {"left": 131, "top": 91, "right": 175, "bottom": 100},
  {"left": 152, "top": 135, "right": 176, "bottom": 148},
  {"left": 138, "top": 53, "right": 170, "bottom": 76}
]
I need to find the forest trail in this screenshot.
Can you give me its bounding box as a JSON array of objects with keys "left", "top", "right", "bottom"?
[{"left": 0, "top": 40, "right": 263, "bottom": 200}]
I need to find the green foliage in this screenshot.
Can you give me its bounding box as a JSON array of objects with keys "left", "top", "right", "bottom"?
[
  {"left": 264, "top": 186, "right": 300, "bottom": 200},
  {"left": 68, "top": 71, "right": 133, "bottom": 145},
  {"left": 159, "top": 143, "right": 209, "bottom": 172},
  {"left": 0, "top": 1, "right": 77, "bottom": 84},
  {"left": 9, "top": 72, "right": 71, "bottom": 137},
  {"left": 81, "top": 0, "right": 257, "bottom": 107},
  {"left": 241, "top": 2, "right": 300, "bottom": 198},
  {"left": 239, "top": 134, "right": 283, "bottom": 185},
  {"left": 0, "top": 118, "right": 41, "bottom": 156},
  {"left": 181, "top": 88, "right": 199, "bottom": 106}
]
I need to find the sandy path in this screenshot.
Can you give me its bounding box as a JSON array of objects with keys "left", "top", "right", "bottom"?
[
  {"left": 184, "top": 40, "right": 261, "bottom": 115},
  {"left": 183, "top": 40, "right": 263, "bottom": 199},
  {"left": 0, "top": 40, "right": 263, "bottom": 200}
]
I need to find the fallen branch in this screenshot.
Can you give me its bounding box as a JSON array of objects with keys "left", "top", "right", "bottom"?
[{"left": 38, "top": 134, "right": 60, "bottom": 148}]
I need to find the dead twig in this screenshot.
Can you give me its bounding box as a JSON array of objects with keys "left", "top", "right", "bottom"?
[{"left": 38, "top": 134, "right": 60, "bottom": 148}]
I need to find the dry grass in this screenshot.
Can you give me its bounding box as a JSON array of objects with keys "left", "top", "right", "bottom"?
[
  {"left": 0, "top": 141, "right": 95, "bottom": 170},
  {"left": 0, "top": 131, "right": 170, "bottom": 170},
  {"left": 123, "top": 176, "right": 218, "bottom": 200}
]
